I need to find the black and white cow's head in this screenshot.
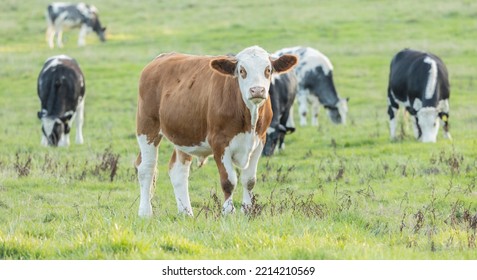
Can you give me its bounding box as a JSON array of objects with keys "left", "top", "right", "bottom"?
[
  {"left": 87, "top": 6, "right": 107, "bottom": 42},
  {"left": 300, "top": 54, "right": 348, "bottom": 125},
  {"left": 263, "top": 71, "right": 297, "bottom": 156},
  {"left": 37, "top": 55, "right": 85, "bottom": 147}
]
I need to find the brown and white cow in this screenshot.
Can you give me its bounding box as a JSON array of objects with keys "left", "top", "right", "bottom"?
[{"left": 135, "top": 46, "right": 297, "bottom": 217}]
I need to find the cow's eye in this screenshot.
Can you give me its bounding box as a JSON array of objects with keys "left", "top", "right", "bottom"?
[
  {"left": 239, "top": 66, "right": 247, "bottom": 79},
  {"left": 264, "top": 66, "right": 271, "bottom": 78}
]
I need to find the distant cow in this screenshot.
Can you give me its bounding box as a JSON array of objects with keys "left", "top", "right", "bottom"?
[
  {"left": 46, "top": 2, "right": 106, "bottom": 48},
  {"left": 387, "top": 49, "right": 451, "bottom": 143},
  {"left": 135, "top": 46, "right": 297, "bottom": 217},
  {"left": 262, "top": 71, "right": 298, "bottom": 156},
  {"left": 37, "top": 55, "right": 85, "bottom": 147},
  {"left": 274, "top": 46, "right": 348, "bottom": 126}
]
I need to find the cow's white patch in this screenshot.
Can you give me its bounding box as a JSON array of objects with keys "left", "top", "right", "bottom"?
[
  {"left": 276, "top": 47, "right": 333, "bottom": 75},
  {"left": 266, "top": 127, "right": 276, "bottom": 135},
  {"left": 41, "top": 118, "right": 56, "bottom": 137},
  {"left": 417, "top": 107, "right": 439, "bottom": 143},
  {"left": 424, "top": 57, "right": 438, "bottom": 100},
  {"left": 74, "top": 97, "right": 85, "bottom": 144},
  {"left": 169, "top": 152, "right": 193, "bottom": 216},
  {"left": 136, "top": 134, "right": 158, "bottom": 217},
  {"left": 176, "top": 140, "right": 212, "bottom": 157},
  {"left": 42, "top": 55, "right": 70, "bottom": 73},
  {"left": 58, "top": 132, "right": 69, "bottom": 147},
  {"left": 223, "top": 131, "right": 261, "bottom": 170},
  {"left": 413, "top": 98, "right": 422, "bottom": 112}
]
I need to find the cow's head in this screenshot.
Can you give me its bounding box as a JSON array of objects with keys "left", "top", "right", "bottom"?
[
  {"left": 263, "top": 124, "right": 295, "bottom": 156},
  {"left": 416, "top": 107, "right": 439, "bottom": 143},
  {"left": 326, "top": 97, "right": 349, "bottom": 124},
  {"left": 210, "top": 46, "right": 297, "bottom": 108},
  {"left": 38, "top": 112, "right": 72, "bottom": 147},
  {"left": 89, "top": 11, "right": 106, "bottom": 42}
]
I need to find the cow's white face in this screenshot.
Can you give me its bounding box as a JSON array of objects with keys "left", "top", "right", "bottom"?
[
  {"left": 40, "top": 117, "right": 69, "bottom": 147},
  {"left": 416, "top": 107, "right": 439, "bottom": 143},
  {"left": 210, "top": 46, "right": 298, "bottom": 108}
]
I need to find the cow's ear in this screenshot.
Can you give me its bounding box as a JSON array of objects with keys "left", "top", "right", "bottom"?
[
  {"left": 271, "top": 54, "right": 298, "bottom": 74},
  {"left": 102, "top": 27, "right": 106, "bottom": 32},
  {"left": 210, "top": 58, "right": 237, "bottom": 76}
]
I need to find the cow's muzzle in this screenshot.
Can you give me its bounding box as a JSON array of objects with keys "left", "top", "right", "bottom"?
[{"left": 248, "top": 86, "right": 267, "bottom": 103}]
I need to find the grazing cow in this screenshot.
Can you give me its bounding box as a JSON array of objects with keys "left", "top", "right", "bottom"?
[
  {"left": 37, "top": 55, "right": 85, "bottom": 147},
  {"left": 274, "top": 46, "right": 348, "bottom": 126},
  {"left": 135, "top": 46, "right": 297, "bottom": 217},
  {"left": 262, "top": 71, "right": 298, "bottom": 156},
  {"left": 387, "top": 49, "right": 451, "bottom": 143},
  {"left": 46, "top": 2, "right": 106, "bottom": 48}
]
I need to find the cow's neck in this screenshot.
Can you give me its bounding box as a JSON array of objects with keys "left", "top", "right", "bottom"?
[{"left": 249, "top": 105, "right": 260, "bottom": 132}]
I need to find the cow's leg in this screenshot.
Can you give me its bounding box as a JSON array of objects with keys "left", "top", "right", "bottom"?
[
  {"left": 214, "top": 152, "right": 237, "bottom": 215},
  {"left": 439, "top": 99, "right": 452, "bottom": 140},
  {"left": 297, "top": 89, "right": 308, "bottom": 126},
  {"left": 286, "top": 103, "right": 296, "bottom": 131},
  {"left": 55, "top": 26, "right": 64, "bottom": 48},
  {"left": 75, "top": 98, "right": 85, "bottom": 144},
  {"left": 46, "top": 25, "right": 55, "bottom": 49},
  {"left": 411, "top": 115, "right": 420, "bottom": 140},
  {"left": 136, "top": 134, "right": 160, "bottom": 217},
  {"left": 309, "top": 95, "right": 320, "bottom": 126},
  {"left": 387, "top": 91, "right": 399, "bottom": 140},
  {"left": 240, "top": 142, "right": 264, "bottom": 213},
  {"left": 168, "top": 149, "right": 193, "bottom": 216},
  {"left": 78, "top": 24, "right": 88, "bottom": 47}
]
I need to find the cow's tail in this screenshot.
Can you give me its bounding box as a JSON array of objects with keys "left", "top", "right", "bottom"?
[{"left": 46, "top": 74, "right": 67, "bottom": 115}]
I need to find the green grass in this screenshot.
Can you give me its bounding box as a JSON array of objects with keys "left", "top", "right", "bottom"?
[{"left": 0, "top": 0, "right": 476, "bottom": 259}]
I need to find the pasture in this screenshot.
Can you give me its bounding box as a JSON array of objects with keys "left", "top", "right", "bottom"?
[{"left": 0, "top": 0, "right": 476, "bottom": 259}]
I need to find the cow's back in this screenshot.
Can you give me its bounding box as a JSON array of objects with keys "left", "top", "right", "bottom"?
[
  {"left": 389, "top": 49, "right": 449, "bottom": 105},
  {"left": 137, "top": 53, "right": 245, "bottom": 146},
  {"left": 38, "top": 57, "right": 84, "bottom": 117}
]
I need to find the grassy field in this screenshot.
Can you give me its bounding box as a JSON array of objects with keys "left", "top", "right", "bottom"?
[{"left": 0, "top": 0, "right": 476, "bottom": 259}]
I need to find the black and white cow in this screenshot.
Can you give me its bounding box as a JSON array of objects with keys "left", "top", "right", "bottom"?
[
  {"left": 46, "top": 2, "right": 106, "bottom": 48},
  {"left": 263, "top": 71, "right": 297, "bottom": 156},
  {"left": 274, "top": 47, "right": 348, "bottom": 126},
  {"left": 387, "top": 49, "right": 451, "bottom": 143},
  {"left": 37, "top": 55, "right": 85, "bottom": 147}
]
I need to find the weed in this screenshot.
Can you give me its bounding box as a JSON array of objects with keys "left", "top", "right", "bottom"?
[
  {"left": 14, "top": 152, "right": 31, "bottom": 177},
  {"left": 93, "top": 147, "right": 120, "bottom": 182}
]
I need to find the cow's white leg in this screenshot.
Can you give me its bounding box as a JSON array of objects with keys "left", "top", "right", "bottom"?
[
  {"left": 389, "top": 107, "right": 398, "bottom": 140},
  {"left": 136, "top": 134, "right": 159, "bottom": 217},
  {"left": 46, "top": 26, "right": 55, "bottom": 49},
  {"left": 55, "top": 26, "right": 64, "bottom": 48},
  {"left": 309, "top": 95, "right": 320, "bottom": 126},
  {"left": 297, "top": 90, "right": 308, "bottom": 126},
  {"left": 78, "top": 24, "right": 88, "bottom": 47},
  {"left": 168, "top": 149, "right": 193, "bottom": 216},
  {"left": 41, "top": 135, "right": 48, "bottom": 146},
  {"left": 286, "top": 103, "right": 296, "bottom": 130},
  {"left": 58, "top": 132, "right": 70, "bottom": 147},
  {"left": 75, "top": 98, "right": 85, "bottom": 144},
  {"left": 240, "top": 141, "right": 264, "bottom": 213},
  {"left": 411, "top": 116, "right": 420, "bottom": 140}
]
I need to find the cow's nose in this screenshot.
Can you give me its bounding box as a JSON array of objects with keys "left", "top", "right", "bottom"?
[{"left": 249, "top": 86, "right": 266, "bottom": 100}]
